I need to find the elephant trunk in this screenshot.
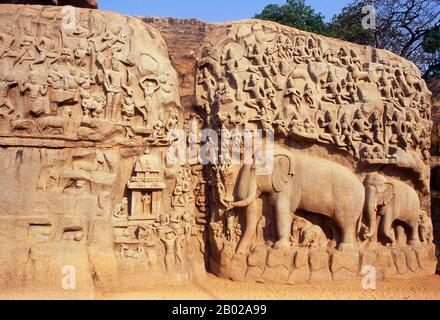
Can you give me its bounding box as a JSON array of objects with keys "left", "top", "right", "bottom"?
[
  {"left": 233, "top": 168, "right": 258, "bottom": 255},
  {"left": 364, "top": 186, "right": 377, "bottom": 238},
  {"left": 231, "top": 164, "right": 257, "bottom": 208}
]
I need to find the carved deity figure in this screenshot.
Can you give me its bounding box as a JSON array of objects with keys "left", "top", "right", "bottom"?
[{"left": 141, "top": 193, "right": 152, "bottom": 216}]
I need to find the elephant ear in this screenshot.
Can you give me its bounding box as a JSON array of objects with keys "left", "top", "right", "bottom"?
[
  {"left": 383, "top": 182, "right": 395, "bottom": 206},
  {"left": 272, "top": 154, "right": 295, "bottom": 193}
]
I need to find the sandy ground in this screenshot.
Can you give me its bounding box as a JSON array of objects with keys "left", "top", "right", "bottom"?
[
  {"left": 97, "top": 273, "right": 440, "bottom": 300},
  {"left": 3, "top": 273, "right": 440, "bottom": 300}
]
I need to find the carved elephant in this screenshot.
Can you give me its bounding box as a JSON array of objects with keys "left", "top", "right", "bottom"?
[
  {"left": 228, "top": 150, "right": 365, "bottom": 254},
  {"left": 363, "top": 173, "right": 421, "bottom": 245}
]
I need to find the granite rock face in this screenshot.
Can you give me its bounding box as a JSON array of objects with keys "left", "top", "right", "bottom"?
[
  {"left": 0, "top": 5, "right": 205, "bottom": 294},
  {"left": 0, "top": 4, "right": 435, "bottom": 295}
]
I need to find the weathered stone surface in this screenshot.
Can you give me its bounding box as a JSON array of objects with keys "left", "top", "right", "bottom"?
[
  {"left": 0, "top": 4, "right": 436, "bottom": 294},
  {"left": 0, "top": 5, "right": 205, "bottom": 294},
  {"left": 330, "top": 250, "right": 359, "bottom": 281},
  {"left": 376, "top": 249, "right": 398, "bottom": 277}
]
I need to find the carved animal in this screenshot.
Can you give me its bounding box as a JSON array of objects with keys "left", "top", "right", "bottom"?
[
  {"left": 347, "top": 65, "right": 376, "bottom": 83},
  {"left": 10, "top": 118, "right": 36, "bottom": 134},
  {"left": 404, "top": 69, "right": 426, "bottom": 92},
  {"left": 36, "top": 111, "right": 71, "bottom": 135},
  {"left": 363, "top": 173, "right": 421, "bottom": 245},
  {"left": 293, "top": 217, "right": 328, "bottom": 248},
  {"left": 228, "top": 149, "right": 365, "bottom": 254}
]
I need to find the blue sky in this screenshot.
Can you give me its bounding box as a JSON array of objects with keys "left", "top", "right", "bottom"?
[{"left": 99, "top": 0, "right": 353, "bottom": 23}]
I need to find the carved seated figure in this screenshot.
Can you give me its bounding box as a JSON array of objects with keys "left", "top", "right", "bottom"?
[{"left": 113, "top": 197, "right": 128, "bottom": 218}]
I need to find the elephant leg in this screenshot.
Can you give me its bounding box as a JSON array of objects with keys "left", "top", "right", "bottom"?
[
  {"left": 335, "top": 212, "right": 356, "bottom": 251},
  {"left": 236, "top": 200, "right": 259, "bottom": 255},
  {"left": 273, "top": 192, "right": 294, "bottom": 250},
  {"left": 407, "top": 219, "right": 421, "bottom": 246},
  {"left": 381, "top": 210, "right": 396, "bottom": 244}
]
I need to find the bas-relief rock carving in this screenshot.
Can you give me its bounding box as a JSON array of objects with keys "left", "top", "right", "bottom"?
[
  {"left": 0, "top": 4, "right": 206, "bottom": 293},
  {"left": 0, "top": 4, "right": 436, "bottom": 294},
  {"left": 196, "top": 21, "right": 436, "bottom": 284}
]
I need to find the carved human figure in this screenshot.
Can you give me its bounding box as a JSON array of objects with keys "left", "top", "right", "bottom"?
[
  {"left": 21, "top": 71, "right": 49, "bottom": 116},
  {"left": 317, "top": 110, "right": 344, "bottom": 146},
  {"left": 198, "top": 67, "right": 216, "bottom": 109},
  {"left": 0, "top": 25, "right": 16, "bottom": 59},
  {"left": 0, "top": 72, "right": 16, "bottom": 117},
  {"left": 225, "top": 210, "right": 235, "bottom": 242},
  {"left": 256, "top": 215, "right": 266, "bottom": 244},
  {"left": 395, "top": 69, "right": 412, "bottom": 97},
  {"left": 342, "top": 72, "right": 359, "bottom": 103},
  {"left": 419, "top": 210, "right": 433, "bottom": 244},
  {"left": 137, "top": 226, "right": 158, "bottom": 265},
  {"left": 121, "top": 96, "right": 136, "bottom": 123},
  {"left": 307, "top": 36, "right": 322, "bottom": 61},
  {"left": 321, "top": 71, "right": 344, "bottom": 105},
  {"left": 113, "top": 197, "right": 128, "bottom": 218},
  {"left": 370, "top": 111, "right": 385, "bottom": 146},
  {"left": 148, "top": 112, "right": 166, "bottom": 142},
  {"left": 161, "top": 231, "right": 178, "bottom": 272},
  {"left": 340, "top": 113, "right": 358, "bottom": 157},
  {"left": 303, "top": 83, "right": 316, "bottom": 108},
  {"left": 284, "top": 77, "right": 302, "bottom": 109},
  {"left": 14, "top": 25, "right": 37, "bottom": 65},
  {"left": 33, "top": 28, "right": 59, "bottom": 65},
  {"left": 273, "top": 113, "right": 288, "bottom": 136},
  {"left": 166, "top": 109, "right": 179, "bottom": 132},
  {"left": 289, "top": 112, "right": 305, "bottom": 134},
  {"left": 102, "top": 60, "right": 131, "bottom": 120},
  {"left": 138, "top": 76, "right": 160, "bottom": 125},
  {"left": 404, "top": 112, "right": 420, "bottom": 148},
  {"left": 141, "top": 193, "right": 152, "bottom": 216},
  {"left": 418, "top": 128, "right": 431, "bottom": 160},
  {"left": 292, "top": 36, "right": 311, "bottom": 63},
  {"left": 221, "top": 48, "right": 242, "bottom": 100},
  {"left": 386, "top": 111, "right": 407, "bottom": 149},
  {"left": 352, "top": 109, "right": 373, "bottom": 144}
]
